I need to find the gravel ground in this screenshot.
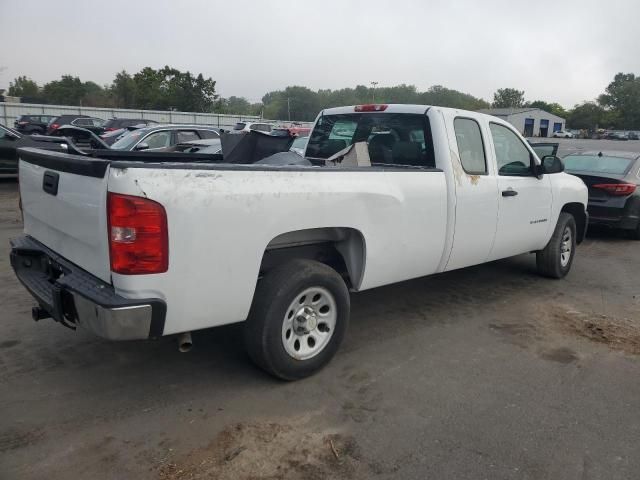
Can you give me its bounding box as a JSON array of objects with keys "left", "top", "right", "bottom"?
[{"left": 1, "top": 143, "right": 640, "bottom": 479}]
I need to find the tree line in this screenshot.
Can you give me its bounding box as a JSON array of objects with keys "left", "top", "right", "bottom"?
[{"left": 6, "top": 68, "right": 640, "bottom": 129}]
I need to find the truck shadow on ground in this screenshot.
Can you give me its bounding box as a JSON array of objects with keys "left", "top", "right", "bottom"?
[{"left": 6, "top": 253, "right": 546, "bottom": 393}]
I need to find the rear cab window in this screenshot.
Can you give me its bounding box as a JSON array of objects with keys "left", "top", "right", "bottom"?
[
  {"left": 454, "top": 118, "right": 487, "bottom": 174},
  {"left": 306, "top": 113, "right": 435, "bottom": 168}
]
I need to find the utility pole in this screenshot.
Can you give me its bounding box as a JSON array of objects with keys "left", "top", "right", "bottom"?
[
  {"left": 287, "top": 97, "right": 291, "bottom": 121},
  {"left": 370, "top": 81, "right": 378, "bottom": 102}
]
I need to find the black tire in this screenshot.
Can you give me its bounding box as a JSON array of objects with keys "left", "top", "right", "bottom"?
[
  {"left": 536, "top": 212, "right": 577, "bottom": 278},
  {"left": 244, "top": 259, "right": 350, "bottom": 380}
]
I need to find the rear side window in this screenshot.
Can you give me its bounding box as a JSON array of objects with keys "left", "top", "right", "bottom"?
[
  {"left": 198, "top": 129, "right": 219, "bottom": 139},
  {"left": 454, "top": 118, "right": 486, "bottom": 174},
  {"left": 176, "top": 130, "right": 199, "bottom": 143},
  {"left": 489, "top": 123, "right": 533, "bottom": 176},
  {"left": 233, "top": 122, "right": 246, "bottom": 131}
]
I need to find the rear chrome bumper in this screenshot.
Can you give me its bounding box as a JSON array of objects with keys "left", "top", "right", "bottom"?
[{"left": 10, "top": 235, "right": 166, "bottom": 340}]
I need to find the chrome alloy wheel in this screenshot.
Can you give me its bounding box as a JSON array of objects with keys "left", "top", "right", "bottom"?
[
  {"left": 560, "top": 226, "right": 572, "bottom": 267},
  {"left": 281, "top": 286, "right": 337, "bottom": 360}
]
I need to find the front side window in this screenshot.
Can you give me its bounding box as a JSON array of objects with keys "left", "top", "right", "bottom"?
[
  {"left": 489, "top": 123, "right": 533, "bottom": 176},
  {"left": 111, "top": 130, "right": 145, "bottom": 150},
  {"left": 454, "top": 118, "right": 487, "bottom": 174},
  {"left": 143, "top": 131, "right": 171, "bottom": 149},
  {"left": 306, "top": 113, "right": 434, "bottom": 167}
]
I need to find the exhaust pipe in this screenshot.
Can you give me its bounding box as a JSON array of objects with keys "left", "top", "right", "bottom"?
[{"left": 177, "top": 332, "right": 193, "bottom": 353}]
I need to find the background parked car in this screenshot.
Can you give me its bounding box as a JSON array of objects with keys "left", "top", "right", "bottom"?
[
  {"left": 232, "top": 121, "right": 274, "bottom": 133},
  {"left": 110, "top": 124, "right": 220, "bottom": 151},
  {"left": 102, "top": 118, "right": 157, "bottom": 132},
  {"left": 13, "top": 115, "right": 56, "bottom": 135},
  {"left": 605, "top": 131, "right": 629, "bottom": 141},
  {"left": 0, "top": 124, "right": 69, "bottom": 174},
  {"left": 627, "top": 131, "right": 639, "bottom": 140},
  {"left": 46, "top": 115, "right": 106, "bottom": 135},
  {"left": 48, "top": 125, "right": 111, "bottom": 150},
  {"left": 563, "top": 150, "right": 640, "bottom": 238},
  {"left": 552, "top": 130, "right": 574, "bottom": 138}
]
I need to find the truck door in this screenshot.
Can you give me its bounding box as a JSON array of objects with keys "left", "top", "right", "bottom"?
[
  {"left": 486, "top": 122, "right": 552, "bottom": 261},
  {"left": 444, "top": 116, "right": 499, "bottom": 271}
]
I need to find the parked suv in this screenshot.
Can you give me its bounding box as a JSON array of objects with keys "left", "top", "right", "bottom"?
[
  {"left": 46, "top": 115, "right": 106, "bottom": 135},
  {"left": 14, "top": 115, "right": 56, "bottom": 135},
  {"left": 110, "top": 124, "right": 220, "bottom": 151},
  {"left": 103, "top": 118, "right": 157, "bottom": 132}
]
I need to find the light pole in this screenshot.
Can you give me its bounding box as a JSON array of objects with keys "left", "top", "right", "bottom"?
[{"left": 370, "top": 81, "right": 378, "bottom": 102}]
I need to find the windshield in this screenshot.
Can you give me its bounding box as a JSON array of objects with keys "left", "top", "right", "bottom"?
[
  {"left": 111, "top": 129, "right": 146, "bottom": 150},
  {"left": 564, "top": 154, "right": 634, "bottom": 175},
  {"left": 306, "top": 113, "right": 434, "bottom": 166}
]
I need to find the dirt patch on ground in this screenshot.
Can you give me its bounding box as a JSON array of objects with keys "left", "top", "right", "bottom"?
[
  {"left": 491, "top": 303, "right": 640, "bottom": 357},
  {"left": 155, "top": 421, "right": 369, "bottom": 480},
  {"left": 544, "top": 305, "right": 640, "bottom": 355}
]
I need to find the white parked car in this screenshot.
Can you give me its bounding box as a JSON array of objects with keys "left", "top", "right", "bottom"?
[
  {"left": 231, "top": 121, "right": 274, "bottom": 134},
  {"left": 11, "top": 104, "right": 587, "bottom": 380},
  {"left": 552, "top": 130, "right": 574, "bottom": 138}
]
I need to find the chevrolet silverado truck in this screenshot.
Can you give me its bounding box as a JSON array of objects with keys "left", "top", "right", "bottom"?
[{"left": 10, "top": 104, "right": 588, "bottom": 379}]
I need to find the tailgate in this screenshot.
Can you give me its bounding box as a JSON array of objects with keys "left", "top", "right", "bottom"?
[{"left": 18, "top": 148, "right": 112, "bottom": 282}]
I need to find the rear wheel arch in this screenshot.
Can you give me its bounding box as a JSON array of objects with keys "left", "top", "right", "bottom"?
[
  {"left": 259, "top": 227, "right": 366, "bottom": 290},
  {"left": 561, "top": 202, "right": 587, "bottom": 243}
]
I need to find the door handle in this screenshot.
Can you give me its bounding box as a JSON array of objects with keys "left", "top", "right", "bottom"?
[{"left": 502, "top": 189, "right": 518, "bottom": 197}]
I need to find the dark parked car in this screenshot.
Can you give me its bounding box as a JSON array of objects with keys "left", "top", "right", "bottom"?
[
  {"left": 604, "top": 131, "right": 628, "bottom": 141},
  {"left": 627, "top": 131, "right": 639, "bottom": 140},
  {"left": 14, "top": 115, "right": 56, "bottom": 135},
  {"left": 102, "top": 118, "right": 157, "bottom": 132},
  {"left": 46, "top": 115, "right": 106, "bottom": 136},
  {"left": 110, "top": 124, "right": 220, "bottom": 151},
  {"left": 563, "top": 150, "right": 640, "bottom": 238},
  {"left": 0, "top": 124, "right": 70, "bottom": 175}
]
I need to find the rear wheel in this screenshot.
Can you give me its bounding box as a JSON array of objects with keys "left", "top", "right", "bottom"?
[
  {"left": 536, "top": 212, "right": 576, "bottom": 278},
  {"left": 244, "top": 259, "right": 350, "bottom": 380}
]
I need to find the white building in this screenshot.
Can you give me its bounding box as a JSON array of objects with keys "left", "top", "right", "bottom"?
[{"left": 477, "top": 108, "right": 565, "bottom": 138}]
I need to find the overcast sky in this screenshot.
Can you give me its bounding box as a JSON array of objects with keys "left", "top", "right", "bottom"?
[{"left": 1, "top": 0, "right": 639, "bottom": 107}]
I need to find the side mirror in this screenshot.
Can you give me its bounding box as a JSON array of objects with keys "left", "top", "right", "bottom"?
[
  {"left": 541, "top": 155, "right": 564, "bottom": 174},
  {"left": 134, "top": 142, "right": 150, "bottom": 151}
]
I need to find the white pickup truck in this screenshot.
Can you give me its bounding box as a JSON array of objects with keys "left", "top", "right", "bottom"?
[{"left": 11, "top": 104, "right": 588, "bottom": 379}]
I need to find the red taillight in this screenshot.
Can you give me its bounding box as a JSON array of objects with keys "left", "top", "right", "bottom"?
[
  {"left": 107, "top": 192, "right": 168, "bottom": 275},
  {"left": 18, "top": 121, "right": 28, "bottom": 125},
  {"left": 104, "top": 127, "right": 116, "bottom": 132},
  {"left": 49, "top": 123, "right": 60, "bottom": 131},
  {"left": 354, "top": 104, "right": 388, "bottom": 112},
  {"left": 592, "top": 183, "right": 637, "bottom": 196}
]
